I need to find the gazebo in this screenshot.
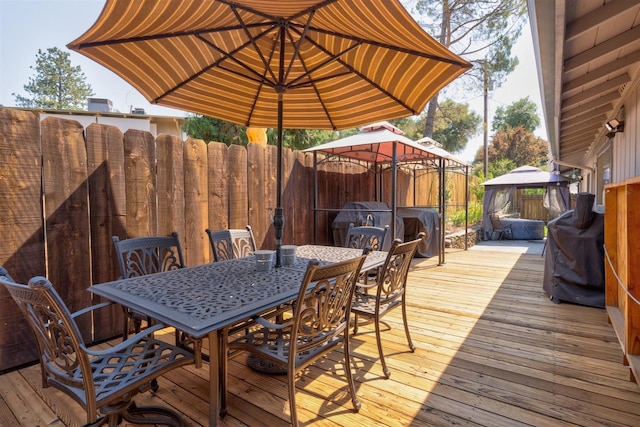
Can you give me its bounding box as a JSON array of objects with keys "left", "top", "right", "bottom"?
[
  {"left": 304, "top": 122, "right": 470, "bottom": 264},
  {"left": 481, "top": 166, "right": 570, "bottom": 240}
]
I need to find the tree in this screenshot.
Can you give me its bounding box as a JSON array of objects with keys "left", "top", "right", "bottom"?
[
  {"left": 266, "top": 128, "right": 340, "bottom": 150},
  {"left": 389, "top": 117, "right": 423, "bottom": 140},
  {"left": 182, "top": 115, "right": 248, "bottom": 146},
  {"left": 183, "top": 114, "right": 342, "bottom": 149},
  {"left": 474, "top": 126, "right": 548, "bottom": 174},
  {"left": 13, "top": 47, "right": 94, "bottom": 110},
  {"left": 431, "top": 100, "right": 481, "bottom": 153},
  {"left": 492, "top": 96, "right": 541, "bottom": 133},
  {"left": 408, "top": 0, "right": 527, "bottom": 138},
  {"left": 411, "top": 99, "right": 481, "bottom": 153}
]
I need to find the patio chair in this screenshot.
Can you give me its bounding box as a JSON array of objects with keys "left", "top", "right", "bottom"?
[
  {"left": 112, "top": 232, "right": 185, "bottom": 338},
  {"left": 227, "top": 253, "right": 369, "bottom": 426},
  {"left": 206, "top": 225, "right": 257, "bottom": 261},
  {"left": 344, "top": 222, "right": 388, "bottom": 251},
  {"left": 0, "top": 272, "right": 194, "bottom": 427},
  {"left": 351, "top": 233, "right": 425, "bottom": 378},
  {"left": 490, "top": 213, "right": 513, "bottom": 240},
  {"left": 112, "top": 232, "right": 203, "bottom": 368}
]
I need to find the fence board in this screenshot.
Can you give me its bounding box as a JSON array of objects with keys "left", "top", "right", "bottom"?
[
  {"left": 207, "top": 141, "right": 229, "bottom": 232},
  {"left": 317, "top": 161, "right": 339, "bottom": 245},
  {"left": 0, "top": 110, "right": 45, "bottom": 280},
  {"left": 247, "top": 143, "right": 267, "bottom": 248},
  {"left": 0, "top": 109, "right": 44, "bottom": 371},
  {"left": 86, "top": 124, "right": 126, "bottom": 341},
  {"left": 263, "top": 144, "right": 278, "bottom": 249},
  {"left": 282, "top": 147, "right": 296, "bottom": 245},
  {"left": 292, "top": 151, "right": 313, "bottom": 244},
  {"left": 41, "top": 117, "right": 91, "bottom": 336},
  {"left": 86, "top": 124, "right": 126, "bottom": 284},
  {"left": 156, "top": 134, "right": 185, "bottom": 240},
  {"left": 124, "top": 130, "right": 157, "bottom": 237},
  {"left": 183, "top": 138, "right": 208, "bottom": 266},
  {"left": 414, "top": 169, "right": 438, "bottom": 207},
  {"left": 228, "top": 144, "right": 248, "bottom": 229}
]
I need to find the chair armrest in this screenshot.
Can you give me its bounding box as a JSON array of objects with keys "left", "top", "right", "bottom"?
[
  {"left": 255, "top": 316, "right": 291, "bottom": 330},
  {"left": 83, "top": 323, "right": 168, "bottom": 356},
  {"left": 353, "top": 289, "right": 377, "bottom": 303},
  {"left": 71, "top": 301, "right": 114, "bottom": 319},
  {"left": 355, "top": 282, "right": 379, "bottom": 292}
]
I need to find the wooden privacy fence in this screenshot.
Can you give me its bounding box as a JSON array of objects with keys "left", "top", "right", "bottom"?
[
  {"left": 510, "top": 192, "right": 577, "bottom": 222},
  {"left": 0, "top": 108, "right": 463, "bottom": 371}
]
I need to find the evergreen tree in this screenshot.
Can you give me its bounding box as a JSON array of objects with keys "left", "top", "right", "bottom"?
[
  {"left": 431, "top": 100, "right": 482, "bottom": 153},
  {"left": 13, "top": 47, "right": 94, "bottom": 110}
]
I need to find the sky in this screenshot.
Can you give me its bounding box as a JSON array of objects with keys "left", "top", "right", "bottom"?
[{"left": 0, "top": 0, "right": 545, "bottom": 163}]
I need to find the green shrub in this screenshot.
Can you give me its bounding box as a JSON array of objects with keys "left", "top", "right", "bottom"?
[{"left": 448, "top": 201, "right": 483, "bottom": 227}]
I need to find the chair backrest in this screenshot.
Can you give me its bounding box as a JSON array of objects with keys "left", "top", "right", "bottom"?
[
  {"left": 291, "top": 253, "right": 368, "bottom": 351},
  {"left": 0, "top": 274, "right": 94, "bottom": 402},
  {"left": 374, "top": 233, "right": 425, "bottom": 305},
  {"left": 344, "top": 223, "right": 389, "bottom": 251},
  {"left": 490, "top": 213, "right": 505, "bottom": 230},
  {"left": 206, "top": 225, "right": 257, "bottom": 261},
  {"left": 112, "top": 231, "right": 185, "bottom": 278}
]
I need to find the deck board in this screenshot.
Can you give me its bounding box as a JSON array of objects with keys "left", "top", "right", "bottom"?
[{"left": 2, "top": 246, "right": 639, "bottom": 426}]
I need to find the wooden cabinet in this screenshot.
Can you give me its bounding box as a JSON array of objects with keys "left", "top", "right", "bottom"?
[{"left": 604, "top": 177, "right": 640, "bottom": 383}]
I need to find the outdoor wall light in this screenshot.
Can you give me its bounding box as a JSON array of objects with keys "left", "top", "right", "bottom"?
[{"left": 605, "top": 119, "right": 624, "bottom": 132}]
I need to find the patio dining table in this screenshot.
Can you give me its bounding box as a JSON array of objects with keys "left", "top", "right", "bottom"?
[{"left": 89, "top": 244, "right": 387, "bottom": 426}]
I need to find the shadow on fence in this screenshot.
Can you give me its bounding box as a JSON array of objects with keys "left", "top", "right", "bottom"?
[{"left": 0, "top": 107, "right": 463, "bottom": 371}]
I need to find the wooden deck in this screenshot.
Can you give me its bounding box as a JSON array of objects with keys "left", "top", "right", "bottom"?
[{"left": 2, "top": 245, "right": 639, "bottom": 426}]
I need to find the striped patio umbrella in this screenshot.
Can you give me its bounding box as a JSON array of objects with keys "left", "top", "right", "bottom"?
[{"left": 68, "top": 0, "right": 470, "bottom": 264}]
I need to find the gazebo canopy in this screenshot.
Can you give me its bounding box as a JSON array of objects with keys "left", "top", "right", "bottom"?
[
  {"left": 305, "top": 121, "right": 469, "bottom": 168},
  {"left": 305, "top": 122, "right": 436, "bottom": 165},
  {"left": 482, "top": 165, "right": 570, "bottom": 188}
]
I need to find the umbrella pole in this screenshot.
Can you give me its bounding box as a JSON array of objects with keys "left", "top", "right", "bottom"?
[
  {"left": 391, "top": 142, "right": 397, "bottom": 245},
  {"left": 274, "top": 27, "right": 286, "bottom": 268},
  {"left": 274, "top": 92, "right": 284, "bottom": 267}
]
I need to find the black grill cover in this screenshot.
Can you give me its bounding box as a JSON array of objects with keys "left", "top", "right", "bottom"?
[
  {"left": 331, "top": 202, "right": 403, "bottom": 250},
  {"left": 542, "top": 201, "right": 604, "bottom": 308}
]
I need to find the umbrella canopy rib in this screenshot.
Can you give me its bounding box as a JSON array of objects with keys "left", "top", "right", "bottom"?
[
  {"left": 155, "top": 32, "right": 274, "bottom": 105},
  {"left": 68, "top": 0, "right": 471, "bottom": 130}
]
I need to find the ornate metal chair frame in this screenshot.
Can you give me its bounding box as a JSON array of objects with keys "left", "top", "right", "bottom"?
[
  {"left": 351, "top": 233, "right": 424, "bottom": 378},
  {"left": 111, "top": 232, "right": 203, "bottom": 369},
  {"left": 226, "top": 253, "right": 369, "bottom": 426},
  {"left": 0, "top": 269, "right": 194, "bottom": 427},
  {"left": 206, "top": 225, "right": 257, "bottom": 261},
  {"left": 112, "top": 232, "right": 185, "bottom": 339},
  {"left": 344, "top": 222, "right": 389, "bottom": 251}
]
